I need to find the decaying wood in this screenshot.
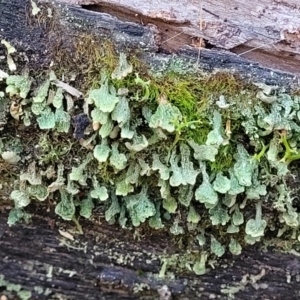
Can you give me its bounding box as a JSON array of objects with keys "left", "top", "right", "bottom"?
[
  {"left": 58, "top": 0, "right": 300, "bottom": 76},
  {"left": 1, "top": 209, "right": 300, "bottom": 300},
  {"left": 0, "top": 0, "right": 298, "bottom": 87},
  {"left": 1, "top": 0, "right": 300, "bottom": 299}
]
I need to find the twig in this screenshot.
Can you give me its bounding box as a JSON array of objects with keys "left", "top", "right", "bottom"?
[
  {"left": 160, "top": 31, "right": 184, "bottom": 44},
  {"left": 196, "top": 0, "right": 203, "bottom": 66},
  {"left": 238, "top": 39, "right": 284, "bottom": 57}
]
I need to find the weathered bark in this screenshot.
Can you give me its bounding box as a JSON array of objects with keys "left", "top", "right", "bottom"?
[
  {"left": 1, "top": 208, "right": 300, "bottom": 300},
  {"left": 59, "top": 0, "right": 300, "bottom": 77},
  {"left": 1, "top": 0, "right": 300, "bottom": 299},
  {"left": 0, "top": 0, "right": 298, "bottom": 87}
]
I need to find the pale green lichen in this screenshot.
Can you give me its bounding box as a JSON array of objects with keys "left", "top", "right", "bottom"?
[
  {"left": 245, "top": 201, "right": 267, "bottom": 238},
  {"left": 55, "top": 190, "right": 75, "bottom": 221},
  {"left": 195, "top": 163, "right": 218, "bottom": 207},
  {"left": 88, "top": 74, "right": 119, "bottom": 112},
  {"left": 111, "top": 52, "right": 133, "bottom": 80},
  {"left": 4, "top": 51, "right": 300, "bottom": 277},
  {"left": 6, "top": 75, "right": 31, "bottom": 98},
  {"left": 125, "top": 186, "right": 156, "bottom": 226},
  {"left": 149, "top": 99, "right": 182, "bottom": 133},
  {"left": 80, "top": 194, "right": 95, "bottom": 218}
]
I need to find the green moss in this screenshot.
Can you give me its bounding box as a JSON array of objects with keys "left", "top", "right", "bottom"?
[
  {"left": 52, "top": 35, "right": 118, "bottom": 92},
  {"left": 210, "top": 144, "right": 234, "bottom": 172},
  {"left": 154, "top": 75, "right": 197, "bottom": 114},
  {"left": 37, "top": 133, "right": 73, "bottom": 165}
]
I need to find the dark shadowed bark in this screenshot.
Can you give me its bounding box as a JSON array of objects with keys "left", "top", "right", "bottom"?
[{"left": 1, "top": 209, "right": 300, "bottom": 300}]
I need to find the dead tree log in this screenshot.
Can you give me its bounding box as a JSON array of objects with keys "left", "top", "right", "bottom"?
[{"left": 1, "top": 0, "right": 300, "bottom": 299}]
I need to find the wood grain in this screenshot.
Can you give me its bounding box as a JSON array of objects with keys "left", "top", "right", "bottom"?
[{"left": 57, "top": 0, "right": 300, "bottom": 75}]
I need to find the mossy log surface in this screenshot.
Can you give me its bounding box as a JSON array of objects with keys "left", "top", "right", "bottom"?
[{"left": 1, "top": 0, "right": 300, "bottom": 299}]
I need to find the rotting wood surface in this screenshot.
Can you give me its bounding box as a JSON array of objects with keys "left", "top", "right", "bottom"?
[
  {"left": 1, "top": 0, "right": 298, "bottom": 88},
  {"left": 58, "top": 0, "right": 300, "bottom": 76},
  {"left": 1, "top": 209, "right": 300, "bottom": 299}
]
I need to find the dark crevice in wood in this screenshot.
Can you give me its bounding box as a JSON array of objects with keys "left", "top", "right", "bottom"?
[
  {"left": 231, "top": 45, "right": 300, "bottom": 77},
  {"left": 81, "top": 3, "right": 196, "bottom": 53},
  {"left": 80, "top": 2, "right": 300, "bottom": 77}
]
